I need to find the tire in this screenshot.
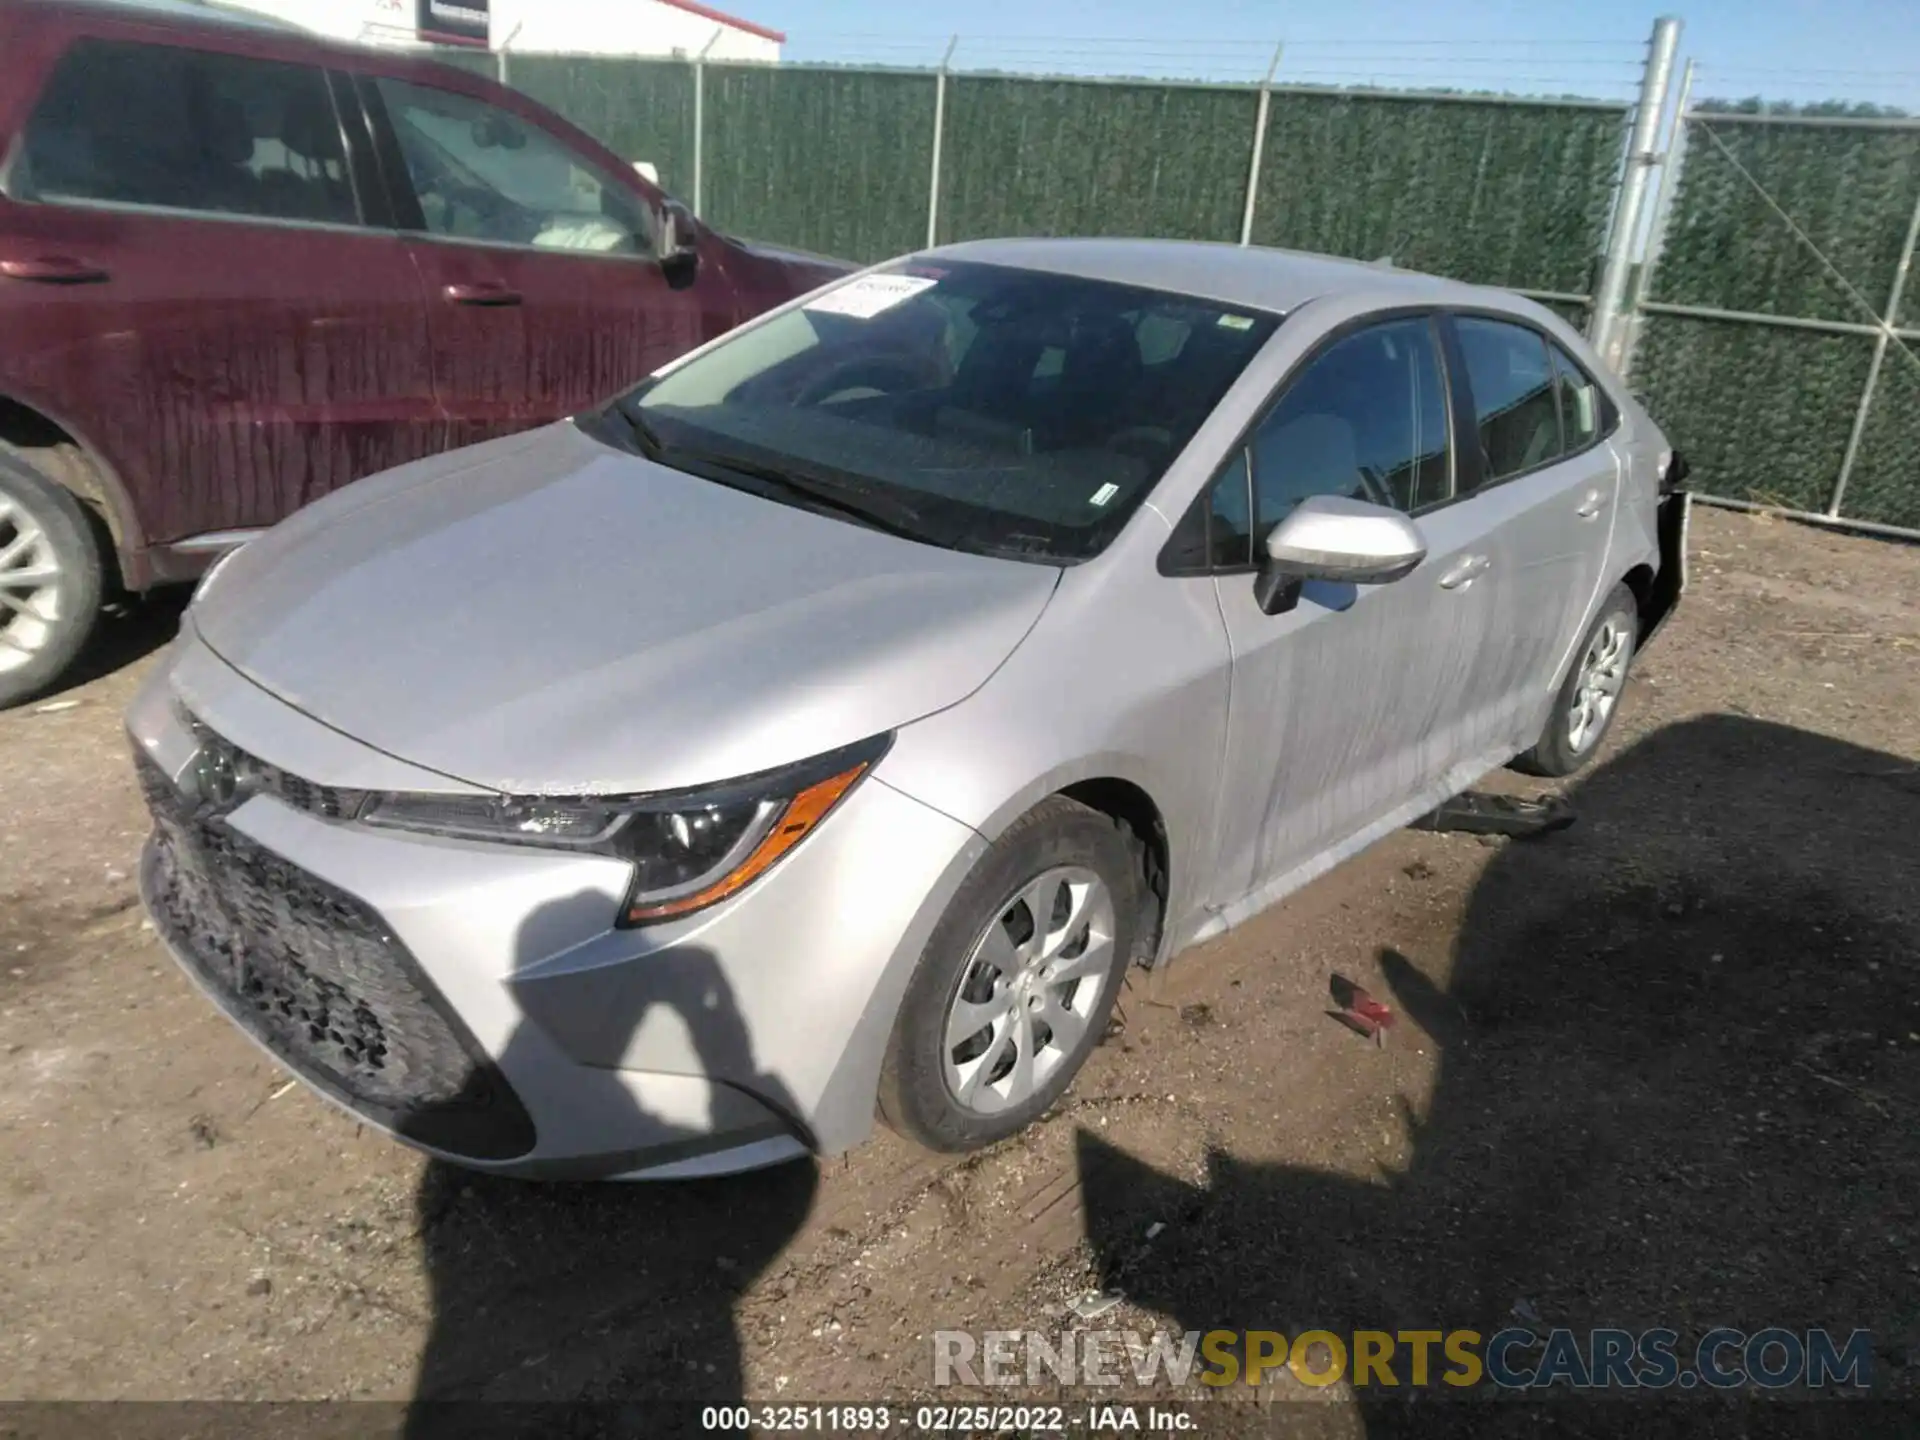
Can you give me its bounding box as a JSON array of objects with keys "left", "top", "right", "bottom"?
[
  {"left": 878, "top": 796, "right": 1141, "bottom": 1152},
  {"left": 1511, "top": 582, "right": 1638, "bottom": 778},
  {"left": 0, "top": 447, "right": 105, "bottom": 710}
]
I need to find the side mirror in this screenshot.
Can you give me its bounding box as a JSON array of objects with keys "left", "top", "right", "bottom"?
[
  {"left": 1253, "top": 494, "right": 1427, "bottom": 615},
  {"left": 659, "top": 199, "right": 699, "bottom": 289}
]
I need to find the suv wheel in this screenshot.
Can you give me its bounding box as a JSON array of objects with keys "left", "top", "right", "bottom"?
[
  {"left": 1512, "top": 582, "right": 1638, "bottom": 778},
  {"left": 878, "top": 796, "right": 1139, "bottom": 1152},
  {"left": 0, "top": 448, "right": 104, "bottom": 710}
]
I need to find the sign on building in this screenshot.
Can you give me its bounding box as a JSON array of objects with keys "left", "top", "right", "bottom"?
[{"left": 416, "top": 0, "right": 488, "bottom": 46}]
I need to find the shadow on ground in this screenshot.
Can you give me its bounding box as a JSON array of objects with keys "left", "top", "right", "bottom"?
[
  {"left": 44, "top": 587, "right": 191, "bottom": 699},
  {"left": 400, "top": 936, "right": 818, "bottom": 1439},
  {"left": 1082, "top": 714, "right": 1919, "bottom": 1435}
]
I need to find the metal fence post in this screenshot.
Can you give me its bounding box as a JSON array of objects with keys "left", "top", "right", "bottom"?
[
  {"left": 926, "top": 35, "right": 959, "bottom": 249},
  {"left": 1592, "top": 15, "right": 1681, "bottom": 371},
  {"left": 692, "top": 28, "right": 720, "bottom": 217},
  {"left": 1238, "top": 43, "right": 1283, "bottom": 247},
  {"left": 1828, "top": 185, "right": 1920, "bottom": 517},
  {"left": 1619, "top": 56, "right": 1694, "bottom": 378},
  {"left": 496, "top": 21, "right": 522, "bottom": 87}
]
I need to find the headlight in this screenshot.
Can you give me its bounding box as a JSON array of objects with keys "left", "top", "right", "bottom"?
[{"left": 359, "top": 733, "right": 890, "bottom": 925}]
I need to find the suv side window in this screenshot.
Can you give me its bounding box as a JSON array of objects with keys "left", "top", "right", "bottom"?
[
  {"left": 15, "top": 40, "right": 357, "bottom": 226},
  {"left": 1452, "top": 316, "right": 1562, "bottom": 484},
  {"left": 372, "top": 79, "right": 653, "bottom": 257}
]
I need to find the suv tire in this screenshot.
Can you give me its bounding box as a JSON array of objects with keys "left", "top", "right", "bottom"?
[{"left": 0, "top": 447, "right": 104, "bottom": 710}]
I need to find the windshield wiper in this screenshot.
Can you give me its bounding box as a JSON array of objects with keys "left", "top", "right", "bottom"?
[
  {"left": 599, "top": 400, "right": 936, "bottom": 546},
  {"left": 667, "top": 443, "right": 932, "bottom": 545},
  {"left": 608, "top": 399, "right": 668, "bottom": 460}
]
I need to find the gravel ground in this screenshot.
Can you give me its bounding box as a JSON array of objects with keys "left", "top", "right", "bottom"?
[{"left": 0, "top": 504, "right": 1915, "bottom": 1435}]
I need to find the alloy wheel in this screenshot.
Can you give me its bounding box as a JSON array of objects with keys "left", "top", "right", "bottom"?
[
  {"left": 0, "top": 494, "right": 63, "bottom": 677},
  {"left": 1567, "top": 615, "right": 1631, "bottom": 753},
  {"left": 942, "top": 865, "right": 1116, "bottom": 1116}
]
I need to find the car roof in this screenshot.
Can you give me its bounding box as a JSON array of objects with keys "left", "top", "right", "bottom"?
[
  {"left": 10, "top": 0, "right": 307, "bottom": 33},
  {"left": 926, "top": 236, "right": 1498, "bottom": 317}
]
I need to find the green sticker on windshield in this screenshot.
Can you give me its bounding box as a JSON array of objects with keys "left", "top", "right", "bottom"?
[{"left": 1218, "top": 314, "right": 1255, "bottom": 331}]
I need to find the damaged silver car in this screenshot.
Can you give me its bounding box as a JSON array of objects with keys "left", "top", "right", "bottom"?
[{"left": 129, "top": 238, "right": 1687, "bottom": 1178}]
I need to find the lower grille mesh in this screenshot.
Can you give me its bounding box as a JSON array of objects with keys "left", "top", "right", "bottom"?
[{"left": 136, "top": 748, "right": 534, "bottom": 1161}]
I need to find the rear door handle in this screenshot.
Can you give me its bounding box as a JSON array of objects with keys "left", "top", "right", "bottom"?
[
  {"left": 1575, "top": 489, "right": 1607, "bottom": 519},
  {"left": 1437, "top": 554, "right": 1490, "bottom": 590},
  {"left": 0, "top": 255, "right": 110, "bottom": 284},
  {"left": 442, "top": 281, "right": 523, "bottom": 307}
]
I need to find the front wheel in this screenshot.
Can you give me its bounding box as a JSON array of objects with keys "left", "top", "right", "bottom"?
[
  {"left": 1512, "top": 582, "right": 1638, "bottom": 778},
  {"left": 878, "top": 797, "right": 1140, "bottom": 1153},
  {"left": 0, "top": 449, "right": 104, "bottom": 710}
]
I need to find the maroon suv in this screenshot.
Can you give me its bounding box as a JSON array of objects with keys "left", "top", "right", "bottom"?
[{"left": 0, "top": 0, "right": 847, "bottom": 705}]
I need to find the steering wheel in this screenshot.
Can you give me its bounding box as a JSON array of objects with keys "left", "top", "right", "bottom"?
[
  {"left": 437, "top": 183, "right": 529, "bottom": 243},
  {"left": 795, "top": 354, "right": 945, "bottom": 408}
]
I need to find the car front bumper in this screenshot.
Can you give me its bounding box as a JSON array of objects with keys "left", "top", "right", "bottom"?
[{"left": 128, "top": 627, "right": 987, "bottom": 1179}]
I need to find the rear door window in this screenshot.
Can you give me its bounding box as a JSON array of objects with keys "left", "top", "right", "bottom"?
[
  {"left": 1548, "top": 341, "right": 1604, "bottom": 453},
  {"left": 1452, "top": 316, "right": 1562, "bottom": 484},
  {"left": 15, "top": 39, "right": 358, "bottom": 226}
]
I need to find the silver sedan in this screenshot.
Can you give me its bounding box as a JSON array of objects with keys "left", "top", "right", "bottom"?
[{"left": 128, "top": 238, "right": 1687, "bottom": 1178}]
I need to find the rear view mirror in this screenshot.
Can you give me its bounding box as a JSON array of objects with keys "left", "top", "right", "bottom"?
[
  {"left": 1255, "top": 494, "right": 1427, "bottom": 615},
  {"left": 660, "top": 198, "right": 699, "bottom": 289}
]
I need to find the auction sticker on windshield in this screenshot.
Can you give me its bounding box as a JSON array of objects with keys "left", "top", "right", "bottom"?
[{"left": 805, "top": 273, "right": 939, "bottom": 319}]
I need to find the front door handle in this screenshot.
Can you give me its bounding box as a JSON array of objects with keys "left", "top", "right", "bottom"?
[
  {"left": 1437, "top": 554, "right": 1490, "bottom": 590},
  {"left": 442, "top": 281, "right": 523, "bottom": 307},
  {"left": 0, "top": 255, "right": 110, "bottom": 284},
  {"left": 1575, "top": 489, "right": 1607, "bottom": 519}
]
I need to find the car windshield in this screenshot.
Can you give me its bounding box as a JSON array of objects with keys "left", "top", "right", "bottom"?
[{"left": 591, "top": 259, "right": 1281, "bottom": 562}]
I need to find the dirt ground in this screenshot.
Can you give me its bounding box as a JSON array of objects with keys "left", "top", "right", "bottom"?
[{"left": 1, "top": 504, "right": 1916, "bottom": 1432}]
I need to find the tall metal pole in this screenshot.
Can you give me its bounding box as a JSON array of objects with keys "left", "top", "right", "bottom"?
[
  {"left": 1829, "top": 184, "right": 1920, "bottom": 517},
  {"left": 692, "top": 28, "right": 721, "bottom": 217},
  {"left": 926, "top": 35, "right": 959, "bottom": 250},
  {"left": 1620, "top": 56, "right": 1694, "bottom": 377},
  {"left": 1238, "top": 43, "right": 1283, "bottom": 247},
  {"left": 1591, "top": 15, "right": 1681, "bottom": 372},
  {"left": 496, "top": 22, "right": 523, "bottom": 86}
]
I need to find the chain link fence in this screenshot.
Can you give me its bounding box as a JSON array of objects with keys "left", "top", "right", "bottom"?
[{"left": 1633, "top": 110, "right": 1920, "bottom": 532}]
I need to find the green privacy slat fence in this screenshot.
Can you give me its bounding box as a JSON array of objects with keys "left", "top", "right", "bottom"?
[
  {"left": 1632, "top": 113, "right": 1920, "bottom": 530},
  {"left": 1651, "top": 120, "right": 1920, "bottom": 321},
  {"left": 1840, "top": 351, "right": 1920, "bottom": 528},
  {"left": 1249, "top": 94, "right": 1627, "bottom": 296},
  {"left": 701, "top": 66, "right": 936, "bottom": 263},
  {"left": 471, "top": 56, "right": 1624, "bottom": 302},
  {"left": 498, "top": 56, "right": 699, "bottom": 194},
  {"left": 935, "top": 77, "right": 1260, "bottom": 246},
  {"left": 1632, "top": 314, "right": 1876, "bottom": 515}
]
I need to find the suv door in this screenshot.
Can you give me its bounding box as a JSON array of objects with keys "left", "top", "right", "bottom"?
[
  {"left": 0, "top": 31, "right": 439, "bottom": 555},
  {"left": 1443, "top": 314, "right": 1620, "bottom": 749},
  {"left": 362, "top": 74, "right": 726, "bottom": 449},
  {"left": 1194, "top": 314, "right": 1519, "bottom": 916}
]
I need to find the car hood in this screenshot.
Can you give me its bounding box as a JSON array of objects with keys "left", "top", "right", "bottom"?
[{"left": 192, "top": 423, "right": 1059, "bottom": 795}]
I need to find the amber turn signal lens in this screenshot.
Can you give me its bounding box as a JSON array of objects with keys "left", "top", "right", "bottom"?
[{"left": 622, "top": 760, "right": 871, "bottom": 924}]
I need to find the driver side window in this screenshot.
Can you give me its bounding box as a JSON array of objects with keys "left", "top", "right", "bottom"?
[
  {"left": 1248, "top": 317, "right": 1452, "bottom": 542},
  {"left": 374, "top": 79, "right": 652, "bottom": 257}
]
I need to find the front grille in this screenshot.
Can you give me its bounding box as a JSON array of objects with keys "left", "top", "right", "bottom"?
[{"left": 136, "top": 747, "right": 535, "bottom": 1161}]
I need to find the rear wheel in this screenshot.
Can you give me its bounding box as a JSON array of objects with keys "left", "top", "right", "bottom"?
[
  {"left": 878, "top": 797, "right": 1139, "bottom": 1152},
  {"left": 0, "top": 448, "right": 104, "bottom": 709},
  {"left": 1512, "top": 582, "right": 1637, "bottom": 778}
]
